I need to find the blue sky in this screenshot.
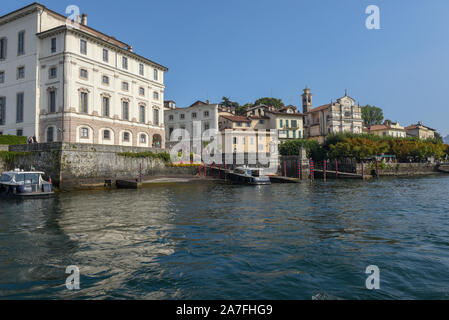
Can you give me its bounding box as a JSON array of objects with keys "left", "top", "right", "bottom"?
[{"left": 4, "top": 0, "right": 449, "bottom": 135}]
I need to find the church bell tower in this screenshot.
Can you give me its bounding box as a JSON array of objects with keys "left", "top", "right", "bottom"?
[{"left": 302, "top": 87, "right": 313, "bottom": 113}]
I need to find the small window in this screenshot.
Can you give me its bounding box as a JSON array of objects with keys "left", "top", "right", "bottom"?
[
  {"left": 233, "top": 137, "right": 237, "bottom": 144},
  {"left": 103, "top": 130, "right": 110, "bottom": 140},
  {"left": 17, "top": 66, "right": 25, "bottom": 79},
  {"left": 140, "top": 134, "right": 146, "bottom": 144},
  {"left": 153, "top": 91, "right": 159, "bottom": 100},
  {"left": 102, "top": 75, "right": 109, "bottom": 85},
  {"left": 0, "top": 71, "right": 4, "bottom": 83},
  {"left": 47, "top": 127, "right": 54, "bottom": 142},
  {"left": 49, "top": 67, "right": 57, "bottom": 79},
  {"left": 80, "top": 39, "right": 87, "bottom": 55},
  {"left": 139, "top": 63, "right": 144, "bottom": 76},
  {"left": 237, "top": 122, "right": 242, "bottom": 127},
  {"left": 123, "top": 132, "right": 130, "bottom": 142},
  {"left": 204, "top": 123, "right": 210, "bottom": 131},
  {"left": 139, "top": 87, "right": 145, "bottom": 96},
  {"left": 51, "top": 38, "right": 56, "bottom": 53},
  {"left": 103, "top": 49, "right": 109, "bottom": 62},
  {"left": 180, "top": 114, "right": 185, "bottom": 120},
  {"left": 81, "top": 127, "right": 89, "bottom": 138},
  {"left": 204, "top": 111, "right": 209, "bottom": 117},
  {"left": 80, "top": 68, "right": 88, "bottom": 79},
  {"left": 153, "top": 68, "right": 158, "bottom": 81},
  {"left": 122, "top": 82, "right": 129, "bottom": 91},
  {"left": 169, "top": 115, "right": 174, "bottom": 121},
  {"left": 192, "top": 113, "right": 197, "bottom": 119},
  {"left": 122, "top": 56, "right": 128, "bottom": 70},
  {"left": 16, "top": 129, "right": 23, "bottom": 137},
  {"left": 259, "top": 120, "right": 265, "bottom": 125},
  {"left": 17, "top": 31, "right": 25, "bottom": 56}
]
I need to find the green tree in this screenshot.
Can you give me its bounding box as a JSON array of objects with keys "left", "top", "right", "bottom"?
[
  {"left": 434, "top": 132, "right": 443, "bottom": 143},
  {"left": 254, "top": 97, "right": 284, "bottom": 109},
  {"left": 361, "top": 105, "right": 384, "bottom": 127}
]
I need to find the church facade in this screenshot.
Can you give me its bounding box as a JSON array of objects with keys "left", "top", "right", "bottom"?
[{"left": 301, "top": 88, "right": 363, "bottom": 143}]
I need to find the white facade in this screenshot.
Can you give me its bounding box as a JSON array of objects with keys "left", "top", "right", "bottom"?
[
  {"left": 0, "top": 3, "right": 167, "bottom": 147},
  {"left": 164, "top": 102, "right": 220, "bottom": 153},
  {"left": 302, "top": 88, "right": 363, "bottom": 142}
]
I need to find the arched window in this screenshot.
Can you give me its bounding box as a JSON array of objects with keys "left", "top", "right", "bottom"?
[
  {"left": 140, "top": 134, "right": 146, "bottom": 144},
  {"left": 81, "top": 127, "right": 89, "bottom": 139},
  {"left": 123, "top": 132, "right": 130, "bottom": 142},
  {"left": 153, "top": 68, "right": 158, "bottom": 81},
  {"left": 47, "top": 127, "right": 54, "bottom": 142},
  {"left": 103, "top": 130, "right": 110, "bottom": 140}
]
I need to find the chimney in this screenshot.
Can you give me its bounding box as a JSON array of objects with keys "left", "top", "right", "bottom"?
[
  {"left": 206, "top": 100, "right": 210, "bottom": 104},
  {"left": 81, "top": 14, "right": 87, "bottom": 26},
  {"left": 128, "top": 46, "right": 133, "bottom": 52}
]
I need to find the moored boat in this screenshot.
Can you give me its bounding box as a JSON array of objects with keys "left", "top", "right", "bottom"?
[
  {"left": 0, "top": 169, "right": 54, "bottom": 198},
  {"left": 232, "top": 167, "right": 271, "bottom": 185}
]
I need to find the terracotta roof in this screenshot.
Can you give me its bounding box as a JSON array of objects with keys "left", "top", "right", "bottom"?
[
  {"left": 249, "top": 116, "right": 270, "bottom": 120},
  {"left": 405, "top": 123, "right": 436, "bottom": 131},
  {"left": 220, "top": 115, "right": 251, "bottom": 122},
  {"left": 369, "top": 124, "right": 389, "bottom": 131},
  {"left": 308, "top": 103, "right": 332, "bottom": 113},
  {"left": 188, "top": 100, "right": 208, "bottom": 108}
]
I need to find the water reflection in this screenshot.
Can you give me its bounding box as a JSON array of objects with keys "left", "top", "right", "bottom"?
[{"left": 0, "top": 177, "right": 449, "bottom": 299}]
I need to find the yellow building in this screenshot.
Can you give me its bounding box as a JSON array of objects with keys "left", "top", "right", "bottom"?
[
  {"left": 369, "top": 121, "right": 406, "bottom": 138},
  {"left": 405, "top": 122, "right": 436, "bottom": 139}
]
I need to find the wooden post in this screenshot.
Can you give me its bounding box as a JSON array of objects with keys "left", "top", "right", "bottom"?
[
  {"left": 335, "top": 160, "right": 338, "bottom": 179},
  {"left": 139, "top": 163, "right": 142, "bottom": 183},
  {"left": 310, "top": 159, "right": 314, "bottom": 181},
  {"left": 298, "top": 160, "right": 302, "bottom": 180},
  {"left": 284, "top": 161, "right": 287, "bottom": 177},
  {"left": 323, "top": 160, "right": 327, "bottom": 182},
  {"left": 361, "top": 161, "right": 364, "bottom": 180},
  {"left": 218, "top": 164, "right": 221, "bottom": 179},
  {"left": 376, "top": 159, "right": 379, "bottom": 177},
  {"left": 199, "top": 165, "right": 202, "bottom": 177}
]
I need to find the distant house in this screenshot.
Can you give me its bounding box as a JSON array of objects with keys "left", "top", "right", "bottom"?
[
  {"left": 405, "top": 122, "right": 436, "bottom": 139},
  {"left": 369, "top": 120, "right": 406, "bottom": 138},
  {"left": 245, "top": 104, "right": 304, "bottom": 142}
]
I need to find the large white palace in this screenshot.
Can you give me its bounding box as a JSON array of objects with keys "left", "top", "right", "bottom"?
[{"left": 0, "top": 3, "right": 167, "bottom": 148}]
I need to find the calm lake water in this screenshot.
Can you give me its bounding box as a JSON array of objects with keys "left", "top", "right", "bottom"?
[{"left": 1, "top": 176, "right": 449, "bottom": 300}]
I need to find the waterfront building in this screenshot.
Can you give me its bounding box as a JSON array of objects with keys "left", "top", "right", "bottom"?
[
  {"left": 245, "top": 104, "right": 304, "bottom": 142},
  {"left": 369, "top": 120, "right": 406, "bottom": 138},
  {"left": 302, "top": 88, "right": 363, "bottom": 143},
  {"left": 0, "top": 3, "right": 167, "bottom": 147},
  {"left": 405, "top": 122, "right": 436, "bottom": 140},
  {"left": 164, "top": 100, "right": 221, "bottom": 154},
  {"left": 218, "top": 115, "right": 271, "bottom": 154}
]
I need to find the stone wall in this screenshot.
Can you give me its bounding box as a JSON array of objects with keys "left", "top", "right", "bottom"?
[
  {"left": 8, "top": 143, "right": 195, "bottom": 191},
  {"left": 357, "top": 162, "right": 438, "bottom": 176}
]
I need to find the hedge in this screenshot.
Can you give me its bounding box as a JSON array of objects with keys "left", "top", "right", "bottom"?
[{"left": 0, "top": 135, "right": 28, "bottom": 145}]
